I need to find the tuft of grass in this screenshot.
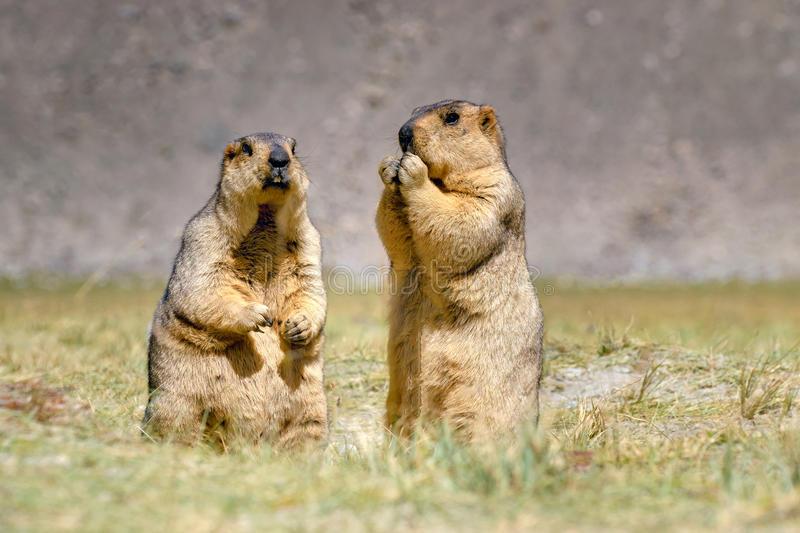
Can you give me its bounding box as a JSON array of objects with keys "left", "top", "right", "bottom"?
[
  {"left": 629, "top": 360, "right": 664, "bottom": 404},
  {"left": 596, "top": 323, "right": 633, "bottom": 356},
  {"left": 556, "top": 399, "right": 607, "bottom": 449},
  {"left": 737, "top": 349, "right": 796, "bottom": 420}
]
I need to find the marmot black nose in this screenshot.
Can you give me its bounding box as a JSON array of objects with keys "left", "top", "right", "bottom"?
[
  {"left": 268, "top": 147, "right": 290, "bottom": 168},
  {"left": 399, "top": 123, "right": 413, "bottom": 152}
]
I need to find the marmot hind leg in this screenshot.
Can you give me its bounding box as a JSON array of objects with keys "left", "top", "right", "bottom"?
[
  {"left": 142, "top": 392, "right": 205, "bottom": 445},
  {"left": 385, "top": 325, "right": 421, "bottom": 437},
  {"left": 276, "top": 360, "right": 328, "bottom": 450}
]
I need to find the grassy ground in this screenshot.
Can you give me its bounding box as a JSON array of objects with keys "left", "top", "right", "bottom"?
[{"left": 1, "top": 280, "right": 799, "bottom": 531}]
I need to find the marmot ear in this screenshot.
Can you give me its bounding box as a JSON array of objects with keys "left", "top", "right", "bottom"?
[
  {"left": 479, "top": 106, "right": 497, "bottom": 131},
  {"left": 479, "top": 105, "right": 505, "bottom": 152},
  {"left": 223, "top": 143, "right": 238, "bottom": 161}
]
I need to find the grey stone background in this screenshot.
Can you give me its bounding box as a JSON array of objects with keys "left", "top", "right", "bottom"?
[{"left": 1, "top": 0, "right": 798, "bottom": 280}]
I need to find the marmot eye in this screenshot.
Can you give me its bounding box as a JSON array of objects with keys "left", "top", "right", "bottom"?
[
  {"left": 444, "top": 112, "right": 460, "bottom": 125},
  {"left": 241, "top": 142, "right": 253, "bottom": 156}
]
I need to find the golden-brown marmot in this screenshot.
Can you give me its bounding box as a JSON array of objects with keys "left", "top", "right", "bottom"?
[
  {"left": 376, "top": 100, "right": 543, "bottom": 440},
  {"left": 144, "top": 132, "right": 327, "bottom": 450}
]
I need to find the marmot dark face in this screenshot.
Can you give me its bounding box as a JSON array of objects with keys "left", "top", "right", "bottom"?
[
  {"left": 221, "top": 132, "right": 307, "bottom": 202},
  {"left": 398, "top": 100, "right": 506, "bottom": 181}
]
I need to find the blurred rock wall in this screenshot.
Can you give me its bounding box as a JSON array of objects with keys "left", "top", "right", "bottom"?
[{"left": 1, "top": 0, "right": 798, "bottom": 279}]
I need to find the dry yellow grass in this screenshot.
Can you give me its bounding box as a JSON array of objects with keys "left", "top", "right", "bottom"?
[{"left": 1, "top": 280, "right": 799, "bottom": 531}]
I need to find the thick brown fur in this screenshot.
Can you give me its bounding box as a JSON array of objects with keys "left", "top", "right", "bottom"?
[
  {"left": 144, "top": 132, "right": 327, "bottom": 450},
  {"left": 376, "top": 100, "right": 543, "bottom": 440}
]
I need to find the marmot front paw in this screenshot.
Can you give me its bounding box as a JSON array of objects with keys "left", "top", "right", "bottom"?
[
  {"left": 237, "top": 303, "right": 273, "bottom": 333},
  {"left": 378, "top": 155, "right": 401, "bottom": 187},
  {"left": 282, "top": 314, "right": 313, "bottom": 345},
  {"left": 398, "top": 153, "right": 428, "bottom": 187}
]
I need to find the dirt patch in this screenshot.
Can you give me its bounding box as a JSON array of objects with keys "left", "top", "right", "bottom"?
[
  {"left": 543, "top": 365, "right": 641, "bottom": 408},
  {"left": 330, "top": 406, "right": 384, "bottom": 453},
  {"left": 0, "top": 379, "right": 90, "bottom": 424}
]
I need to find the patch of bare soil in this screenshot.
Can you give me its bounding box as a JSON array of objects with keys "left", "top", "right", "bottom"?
[
  {"left": 0, "top": 379, "right": 90, "bottom": 424},
  {"left": 542, "top": 343, "right": 737, "bottom": 411},
  {"left": 543, "top": 365, "right": 640, "bottom": 408},
  {"left": 330, "top": 406, "right": 384, "bottom": 453}
]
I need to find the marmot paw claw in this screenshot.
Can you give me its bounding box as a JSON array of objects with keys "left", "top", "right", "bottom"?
[
  {"left": 282, "top": 314, "right": 313, "bottom": 345},
  {"left": 239, "top": 302, "right": 273, "bottom": 333}
]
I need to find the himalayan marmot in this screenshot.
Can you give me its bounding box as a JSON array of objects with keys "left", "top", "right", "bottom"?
[
  {"left": 376, "top": 100, "right": 543, "bottom": 440},
  {"left": 144, "top": 132, "right": 327, "bottom": 450}
]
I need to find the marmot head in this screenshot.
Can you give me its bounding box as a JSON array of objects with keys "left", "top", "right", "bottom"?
[
  {"left": 220, "top": 132, "right": 307, "bottom": 203},
  {"left": 398, "top": 100, "right": 506, "bottom": 179}
]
